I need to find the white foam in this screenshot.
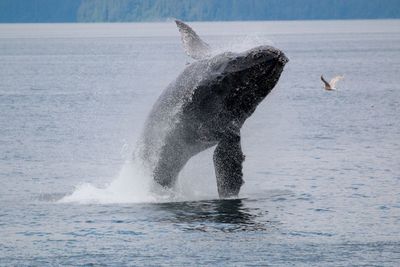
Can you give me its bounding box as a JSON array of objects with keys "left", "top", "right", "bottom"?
[
  {"left": 60, "top": 160, "right": 155, "bottom": 204},
  {"left": 60, "top": 152, "right": 218, "bottom": 204}
]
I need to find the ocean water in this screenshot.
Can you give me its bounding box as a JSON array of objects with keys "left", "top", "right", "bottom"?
[{"left": 0, "top": 20, "right": 399, "bottom": 266}]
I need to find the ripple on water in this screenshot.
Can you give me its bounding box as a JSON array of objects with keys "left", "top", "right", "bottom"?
[{"left": 154, "top": 199, "right": 276, "bottom": 233}]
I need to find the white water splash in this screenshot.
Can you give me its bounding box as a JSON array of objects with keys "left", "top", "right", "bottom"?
[
  {"left": 60, "top": 150, "right": 218, "bottom": 204},
  {"left": 60, "top": 160, "right": 156, "bottom": 204},
  {"left": 213, "top": 34, "right": 274, "bottom": 55}
]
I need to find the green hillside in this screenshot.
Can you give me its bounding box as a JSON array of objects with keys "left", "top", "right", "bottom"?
[{"left": 0, "top": 0, "right": 399, "bottom": 23}]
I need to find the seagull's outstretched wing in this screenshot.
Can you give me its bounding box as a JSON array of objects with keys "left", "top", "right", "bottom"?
[
  {"left": 321, "top": 75, "right": 331, "bottom": 89},
  {"left": 330, "top": 75, "right": 344, "bottom": 89},
  {"left": 175, "top": 19, "right": 211, "bottom": 60}
]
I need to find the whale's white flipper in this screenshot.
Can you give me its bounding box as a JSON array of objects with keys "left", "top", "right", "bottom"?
[{"left": 175, "top": 19, "right": 211, "bottom": 60}]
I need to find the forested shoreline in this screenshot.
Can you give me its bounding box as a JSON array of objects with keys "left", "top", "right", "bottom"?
[{"left": 1, "top": 0, "right": 399, "bottom": 23}]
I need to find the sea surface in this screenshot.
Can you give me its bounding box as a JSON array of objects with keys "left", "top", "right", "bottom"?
[{"left": 0, "top": 20, "right": 399, "bottom": 266}]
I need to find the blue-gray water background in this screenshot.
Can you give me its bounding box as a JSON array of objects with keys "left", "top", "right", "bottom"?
[{"left": 0, "top": 20, "right": 399, "bottom": 265}]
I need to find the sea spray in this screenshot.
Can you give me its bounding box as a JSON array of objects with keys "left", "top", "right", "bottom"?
[
  {"left": 60, "top": 160, "right": 157, "bottom": 204},
  {"left": 60, "top": 149, "right": 218, "bottom": 204},
  {"left": 213, "top": 34, "right": 274, "bottom": 56}
]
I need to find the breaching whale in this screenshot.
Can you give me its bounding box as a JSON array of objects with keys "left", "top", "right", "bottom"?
[{"left": 137, "top": 20, "right": 288, "bottom": 198}]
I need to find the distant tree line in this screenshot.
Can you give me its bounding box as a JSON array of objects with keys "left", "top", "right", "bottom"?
[
  {"left": 0, "top": 0, "right": 81, "bottom": 22},
  {"left": 0, "top": 0, "right": 399, "bottom": 23}
]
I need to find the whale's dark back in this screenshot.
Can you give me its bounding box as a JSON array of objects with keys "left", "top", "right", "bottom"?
[{"left": 137, "top": 45, "right": 288, "bottom": 187}]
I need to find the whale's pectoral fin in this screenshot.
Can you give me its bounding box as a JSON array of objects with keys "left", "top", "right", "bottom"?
[
  {"left": 175, "top": 19, "right": 211, "bottom": 60},
  {"left": 213, "top": 132, "right": 245, "bottom": 198},
  {"left": 153, "top": 142, "right": 188, "bottom": 189}
]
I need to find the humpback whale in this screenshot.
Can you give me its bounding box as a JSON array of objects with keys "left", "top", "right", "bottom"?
[{"left": 137, "top": 20, "right": 288, "bottom": 198}]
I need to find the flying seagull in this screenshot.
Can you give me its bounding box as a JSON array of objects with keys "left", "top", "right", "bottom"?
[
  {"left": 321, "top": 75, "right": 344, "bottom": 91},
  {"left": 175, "top": 19, "right": 211, "bottom": 60}
]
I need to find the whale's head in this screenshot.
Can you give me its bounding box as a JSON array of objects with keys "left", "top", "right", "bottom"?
[
  {"left": 206, "top": 45, "right": 288, "bottom": 120},
  {"left": 220, "top": 45, "right": 288, "bottom": 81}
]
